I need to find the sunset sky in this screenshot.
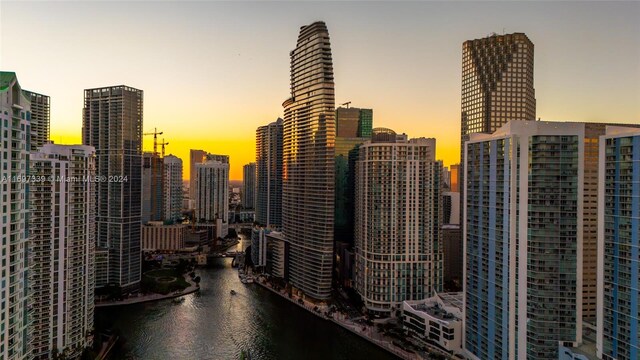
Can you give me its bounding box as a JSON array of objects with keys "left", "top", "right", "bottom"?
[{"left": 1, "top": 1, "right": 638, "bottom": 180}]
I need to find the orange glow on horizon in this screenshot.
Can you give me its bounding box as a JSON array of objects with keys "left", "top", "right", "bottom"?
[{"left": 50, "top": 129, "right": 460, "bottom": 181}]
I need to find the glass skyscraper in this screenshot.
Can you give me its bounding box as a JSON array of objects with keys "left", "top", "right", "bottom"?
[
  {"left": 82, "top": 85, "right": 143, "bottom": 291},
  {"left": 464, "top": 121, "right": 591, "bottom": 360},
  {"left": 597, "top": 127, "right": 640, "bottom": 360},
  {"left": 282, "top": 21, "right": 336, "bottom": 301},
  {"left": 255, "top": 118, "right": 283, "bottom": 229},
  {"left": 242, "top": 162, "right": 256, "bottom": 209}
]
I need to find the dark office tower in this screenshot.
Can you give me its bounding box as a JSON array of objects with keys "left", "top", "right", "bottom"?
[
  {"left": 334, "top": 106, "right": 373, "bottom": 288},
  {"left": 255, "top": 118, "right": 283, "bottom": 228},
  {"left": 282, "top": 21, "right": 336, "bottom": 301},
  {"left": 189, "top": 149, "right": 207, "bottom": 207},
  {"left": 23, "top": 90, "right": 50, "bottom": 150},
  {"left": 334, "top": 106, "right": 373, "bottom": 243},
  {"left": 242, "top": 162, "right": 256, "bottom": 209},
  {"left": 83, "top": 85, "right": 143, "bottom": 291},
  {"left": 459, "top": 33, "right": 536, "bottom": 225},
  {"left": 335, "top": 107, "right": 373, "bottom": 138}
]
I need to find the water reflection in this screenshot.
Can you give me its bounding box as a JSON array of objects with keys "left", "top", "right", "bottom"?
[{"left": 97, "top": 258, "right": 396, "bottom": 360}]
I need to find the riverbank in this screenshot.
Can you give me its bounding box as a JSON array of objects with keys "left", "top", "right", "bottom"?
[
  {"left": 254, "top": 278, "right": 420, "bottom": 360},
  {"left": 95, "top": 275, "right": 199, "bottom": 308}
]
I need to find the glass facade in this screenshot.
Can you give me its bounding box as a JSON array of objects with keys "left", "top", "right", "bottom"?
[
  {"left": 527, "top": 134, "right": 579, "bottom": 359},
  {"left": 82, "top": 85, "right": 143, "bottom": 291},
  {"left": 242, "top": 163, "right": 256, "bottom": 210},
  {"left": 600, "top": 132, "right": 640, "bottom": 360},
  {"left": 282, "top": 21, "right": 336, "bottom": 300},
  {"left": 464, "top": 121, "right": 588, "bottom": 360},
  {"left": 255, "top": 118, "right": 283, "bottom": 228},
  {"left": 465, "top": 138, "right": 512, "bottom": 360}
]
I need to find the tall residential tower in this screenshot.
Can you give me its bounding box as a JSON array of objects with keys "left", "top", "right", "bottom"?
[
  {"left": 163, "top": 154, "right": 183, "bottom": 222},
  {"left": 354, "top": 129, "right": 443, "bottom": 316},
  {"left": 242, "top": 162, "right": 256, "bottom": 209},
  {"left": 597, "top": 127, "right": 640, "bottom": 360},
  {"left": 195, "top": 159, "right": 229, "bottom": 238},
  {"left": 0, "top": 71, "right": 31, "bottom": 360},
  {"left": 282, "top": 21, "right": 336, "bottom": 300},
  {"left": 82, "top": 85, "right": 143, "bottom": 291},
  {"left": 255, "top": 118, "right": 283, "bottom": 228},
  {"left": 29, "top": 144, "right": 96, "bottom": 360}
]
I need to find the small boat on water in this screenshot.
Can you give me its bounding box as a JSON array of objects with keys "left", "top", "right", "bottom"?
[
  {"left": 230, "top": 290, "right": 237, "bottom": 295},
  {"left": 172, "top": 297, "right": 185, "bottom": 304}
]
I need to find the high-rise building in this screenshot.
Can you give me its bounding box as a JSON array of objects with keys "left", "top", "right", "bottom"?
[
  {"left": 29, "top": 144, "right": 96, "bottom": 360},
  {"left": 449, "top": 164, "right": 460, "bottom": 193},
  {"left": 464, "top": 120, "right": 608, "bottom": 360},
  {"left": 195, "top": 159, "right": 229, "bottom": 238},
  {"left": 281, "top": 21, "right": 336, "bottom": 300},
  {"left": 255, "top": 118, "right": 283, "bottom": 228},
  {"left": 460, "top": 33, "right": 536, "bottom": 146},
  {"left": 142, "top": 151, "right": 164, "bottom": 223},
  {"left": 242, "top": 162, "right": 256, "bottom": 209},
  {"left": 597, "top": 127, "right": 640, "bottom": 360},
  {"left": 336, "top": 106, "right": 373, "bottom": 138},
  {"left": 335, "top": 106, "right": 373, "bottom": 245},
  {"left": 355, "top": 129, "right": 443, "bottom": 316},
  {"left": 22, "top": 90, "right": 50, "bottom": 151},
  {"left": 189, "top": 149, "right": 207, "bottom": 208},
  {"left": 163, "top": 154, "right": 183, "bottom": 222},
  {"left": 251, "top": 227, "right": 269, "bottom": 268},
  {"left": 442, "top": 192, "right": 462, "bottom": 287},
  {"left": 0, "top": 72, "right": 31, "bottom": 360},
  {"left": 82, "top": 85, "right": 143, "bottom": 291},
  {"left": 459, "top": 32, "right": 536, "bottom": 227}
]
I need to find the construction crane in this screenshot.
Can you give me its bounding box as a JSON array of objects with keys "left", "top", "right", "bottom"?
[
  {"left": 341, "top": 101, "right": 351, "bottom": 108},
  {"left": 160, "top": 139, "right": 169, "bottom": 158},
  {"left": 143, "top": 127, "right": 163, "bottom": 156}
]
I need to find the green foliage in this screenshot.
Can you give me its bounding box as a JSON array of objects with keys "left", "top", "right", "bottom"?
[{"left": 142, "top": 269, "right": 190, "bottom": 295}]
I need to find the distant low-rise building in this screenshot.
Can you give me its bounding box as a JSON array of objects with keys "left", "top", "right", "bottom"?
[{"left": 141, "top": 222, "right": 188, "bottom": 251}]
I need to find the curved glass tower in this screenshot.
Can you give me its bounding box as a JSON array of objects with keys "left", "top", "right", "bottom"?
[{"left": 282, "top": 21, "right": 336, "bottom": 300}]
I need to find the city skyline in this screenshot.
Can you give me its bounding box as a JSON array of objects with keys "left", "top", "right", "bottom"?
[{"left": 2, "top": 1, "right": 638, "bottom": 180}]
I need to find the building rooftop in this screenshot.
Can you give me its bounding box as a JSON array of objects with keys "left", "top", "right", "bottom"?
[
  {"left": 405, "top": 292, "right": 463, "bottom": 322},
  {"left": 562, "top": 340, "right": 598, "bottom": 360},
  {"left": 0, "top": 71, "right": 17, "bottom": 92}
]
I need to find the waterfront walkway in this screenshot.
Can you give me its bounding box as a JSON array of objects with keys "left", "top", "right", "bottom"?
[
  {"left": 95, "top": 275, "right": 200, "bottom": 308},
  {"left": 254, "top": 278, "right": 425, "bottom": 360}
]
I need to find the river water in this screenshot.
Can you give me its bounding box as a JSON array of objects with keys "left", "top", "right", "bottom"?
[{"left": 96, "top": 237, "right": 397, "bottom": 360}]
